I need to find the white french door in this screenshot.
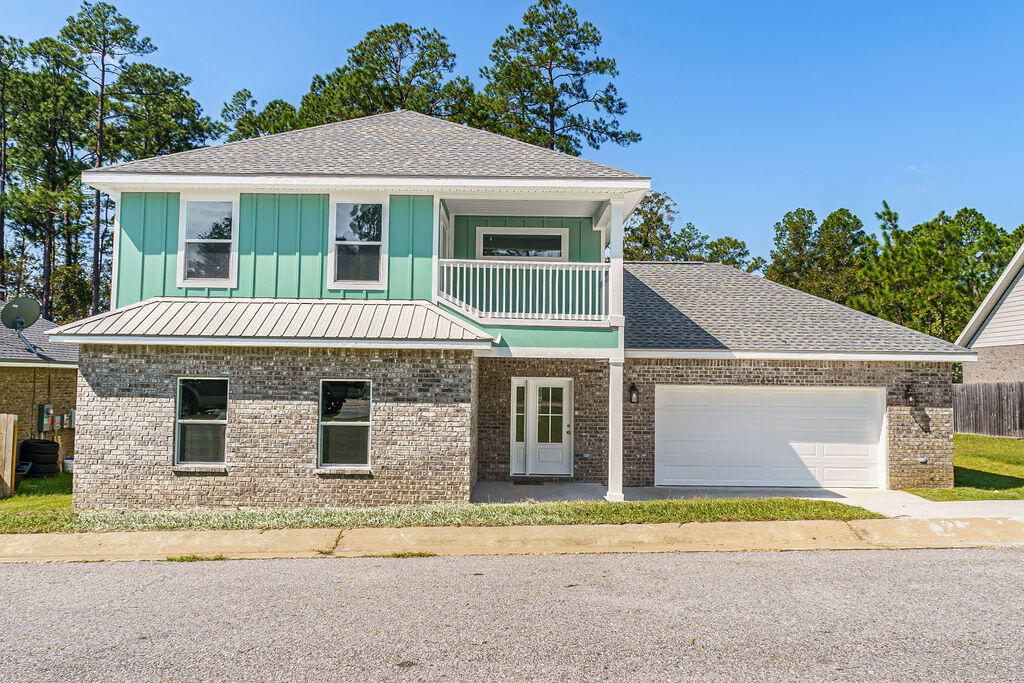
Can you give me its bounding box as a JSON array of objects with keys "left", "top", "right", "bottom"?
[{"left": 510, "top": 378, "right": 574, "bottom": 476}]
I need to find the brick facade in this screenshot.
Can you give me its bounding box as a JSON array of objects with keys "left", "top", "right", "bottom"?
[
  {"left": 476, "top": 358, "right": 609, "bottom": 482},
  {"left": 0, "top": 366, "right": 76, "bottom": 461},
  {"left": 963, "top": 345, "right": 1024, "bottom": 383},
  {"left": 74, "top": 345, "right": 476, "bottom": 509},
  {"left": 623, "top": 359, "right": 954, "bottom": 489}
]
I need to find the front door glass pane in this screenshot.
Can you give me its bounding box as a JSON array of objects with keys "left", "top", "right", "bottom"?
[{"left": 536, "top": 385, "right": 564, "bottom": 444}]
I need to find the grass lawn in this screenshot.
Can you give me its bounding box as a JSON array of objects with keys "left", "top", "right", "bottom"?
[
  {"left": 0, "top": 471, "right": 880, "bottom": 533},
  {"left": 908, "top": 434, "right": 1024, "bottom": 501}
]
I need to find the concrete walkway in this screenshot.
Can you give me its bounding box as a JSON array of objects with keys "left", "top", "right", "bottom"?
[
  {"left": 472, "top": 481, "right": 1024, "bottom": 521},
  {"left": 3, "top": 517, "right": 1024, "bottom": 563}
]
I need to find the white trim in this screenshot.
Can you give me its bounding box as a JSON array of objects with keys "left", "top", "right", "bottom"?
[
  {"left": 475, "top": 226, "right": 569, "bottom": 262},
  {"left": 957, "top": 239, "right": 1024, "bottom": 347},
  {"left": 82, "top": 171, "right": 651, "bottom": 194},
  {"left": 326, "top": 193, "right": 389, "bottom": 291},
  {"left": 606, "top": 360, "right": 624, "bottom": 502},
  {"left": 431, "top": 195, "right": 440, "bottom": 303},
  {"left": 49, "top": 335, "right": 493, "bottom": 350},
  {"left": 624, "top": 349, "right": 976, "bottom": 362},
  {"left": 175, "top": 376, "right": 228, "bottom": 465},
  {"left": 0, "top": 361, "right": 78, "bottom": 369},
  {"left": 318, "top": 378, "right": 373, "bottom": 469},
  {"left": 110, "top": 191, "right": 121, "bottom": 310},
  {"left": 176, "top": 191, "right": 240, "bottom": 289}
]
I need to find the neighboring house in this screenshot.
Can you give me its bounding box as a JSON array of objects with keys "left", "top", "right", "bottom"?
[
  {"left": 49, "top": 110, "right": 973, "bottom": 510},
  {"left": 957, "top": 241, "right": 1024, "bottom": 382},
  {"left": 0, "top": 302, "right": 78, "bottom": 461}
]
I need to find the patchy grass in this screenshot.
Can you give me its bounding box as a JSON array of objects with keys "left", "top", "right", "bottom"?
[
  {"left": 0, "top": 494, "right": 880, "bottom": 535},
  {"left": 366, "top": 551, "right": 438, "bottom": 558},
  {"left": 164, "top": 554, "right": 227, "bottom": 562},
  {"left": 0, "top": 472, "right": 72, "bottom": 513},
  {"left": 909, "top": 434, "right": 1024, "bottom": 501}
]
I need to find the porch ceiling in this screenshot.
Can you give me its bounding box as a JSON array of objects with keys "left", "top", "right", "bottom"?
[{"left": 442, "top": 197, "right": 607, "bottom": 219}]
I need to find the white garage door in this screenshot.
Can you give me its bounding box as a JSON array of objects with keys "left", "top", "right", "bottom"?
[{"left": 655, "top": 385, "right": 886, "bottom": 488}]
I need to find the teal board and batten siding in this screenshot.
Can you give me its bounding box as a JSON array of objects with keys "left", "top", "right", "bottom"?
[
  {"left": 115, "top": 193, "right": 434, "bottom": 307},
  {"left": 452, "top": 215, "right": 602, "bottom": 262}
]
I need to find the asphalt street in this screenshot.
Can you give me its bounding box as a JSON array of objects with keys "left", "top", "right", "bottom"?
[{"left": 2, "top": 548, "right": 1023, "bottom": 681}]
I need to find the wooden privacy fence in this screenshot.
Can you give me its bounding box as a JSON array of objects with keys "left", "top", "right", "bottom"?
[
  {"left": 0, "top": 414, "right": 17, "bottom": 499},
  {"left": 954, "top": 382, "right": 1024, "bottom": 437}
]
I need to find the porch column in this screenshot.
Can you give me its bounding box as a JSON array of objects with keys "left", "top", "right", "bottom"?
[{"left": 606, "top": 360, "right": 624, "bottom": 502}]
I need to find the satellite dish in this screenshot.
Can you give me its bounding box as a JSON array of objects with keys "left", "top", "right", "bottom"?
[
  {"left": 1, "top": 297, "right": 41, "bottom": 331},
  {"left": 1, "top": 297, "right": 51, "bottom": 361}
]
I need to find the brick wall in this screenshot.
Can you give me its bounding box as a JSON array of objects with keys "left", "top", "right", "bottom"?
[
  {"left": 623, "top": 359, "right": 954, "bottom": 489},
  {"left": 476, "top": 358, "right": 609, "bottom": 482},
  {"left": 0, "top": 365, "right": 77, "bottom": 461},
  {"left": 74, "top": 345, "right": 476, "bottom": 509},
  {"left": 963, "top": 345, "right": 1024, "bottom": 383}
]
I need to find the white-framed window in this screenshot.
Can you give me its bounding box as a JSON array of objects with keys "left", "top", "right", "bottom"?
[
  {"left": 476, "top": 227, "right": 569, "bottom": 262},
  {"left": 175, "top": 377, "right": 228, "bottom": 464},
  {"left": 319, "top": 379, "right": 372, "bottom": 467},
  {"left": 176, "top": 192, "right": 240, "bottom": 288},
  {"left": 327, "top": 194, "right": 388, "bottom": 290}
]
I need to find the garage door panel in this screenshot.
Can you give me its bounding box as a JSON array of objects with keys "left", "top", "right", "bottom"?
[{"left": 655, "top": 386, "right": 885, "bottom": 488}]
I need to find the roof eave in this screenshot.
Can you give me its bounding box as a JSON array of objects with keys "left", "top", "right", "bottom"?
[
  {"left": 624, "top": 348, "right": 977, "bottom": 362},
  {"left": 48, "top": 334, "right": 493, "bottom": 350}
]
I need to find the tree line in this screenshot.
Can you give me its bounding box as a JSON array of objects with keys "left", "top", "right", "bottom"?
[
  {"left": 625, "top": 192, "right": 1024, "bottom": 344},
  {"left": 0, "top": 0, "right": 640, "bottom": 322}
]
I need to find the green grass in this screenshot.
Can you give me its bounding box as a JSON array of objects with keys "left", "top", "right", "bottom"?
[
  {"left": 0, "top": 486, "right": 880, "bottom": 534},
  {"left": 366, "top": 551, "right": 439, "bottom": 558},
  {"left": 164, "top": 554, "right": 227, "bottom": 562},
  {"left": 0, "top": 472, "right": 73, "bottom": 513},
  {"left": 908, "top": 434, "right": 1024, "bottom": 501}
]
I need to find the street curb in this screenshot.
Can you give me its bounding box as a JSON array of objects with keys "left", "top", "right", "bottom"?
[{"left": 1, "top": 518, "right": 1023, "bottom": 563}]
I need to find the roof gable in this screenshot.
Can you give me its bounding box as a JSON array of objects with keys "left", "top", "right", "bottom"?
[
  {"left": 96, "top": 110, "right": 645, "bottom": 181},
  {"left": 957, "top": 240, "right": 1024, "bottom": 347}
]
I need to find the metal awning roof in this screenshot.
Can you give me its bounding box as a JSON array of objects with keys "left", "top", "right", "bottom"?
[{"left": 48, "top": 298, "right": 496, "bottom": 349}]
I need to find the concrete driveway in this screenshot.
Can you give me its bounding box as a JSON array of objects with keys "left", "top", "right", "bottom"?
[
  {"left": 472, "top": 481, "right": 1024, "bottom": 520},
  {"left": 1, "top": 549, "right": 1022, "bottom": 680}
]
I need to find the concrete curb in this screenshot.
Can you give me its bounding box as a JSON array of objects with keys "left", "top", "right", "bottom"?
[{"left": 1, "top": 518, "right": 1023, "bottom": 563}]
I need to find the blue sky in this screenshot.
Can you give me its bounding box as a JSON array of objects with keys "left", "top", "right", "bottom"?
[{"left": 6, "top": 0, "right": 1023, "bottom": 258}]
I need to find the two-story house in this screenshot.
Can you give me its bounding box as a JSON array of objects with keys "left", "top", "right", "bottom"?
[{"left": 50, "top": 110, "right": 973, "bottom": 509}]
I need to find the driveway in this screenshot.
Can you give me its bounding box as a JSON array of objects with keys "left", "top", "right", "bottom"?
[
  {"left": 473, "top": 481, "right": 1024, "bottom": 520},
  {"left": 1, "top": 549, "right": 1022, "bottom": 681}
]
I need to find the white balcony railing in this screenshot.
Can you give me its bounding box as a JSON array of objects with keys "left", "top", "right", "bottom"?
[{"left": 437, "top": 258, "right": 610, "bottom": 324}]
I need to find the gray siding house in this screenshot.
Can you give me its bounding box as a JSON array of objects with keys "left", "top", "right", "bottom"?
[{"left": 959, "top": 241, "right": 1024, "bottom": 382}]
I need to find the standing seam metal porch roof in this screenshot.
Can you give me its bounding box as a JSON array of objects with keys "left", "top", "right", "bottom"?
[
  {"left": 93, "top": 110, "right": 646, "bottom": 180},
  {"left": 47, "top": 298, "right": 495, "bottom": 344}
]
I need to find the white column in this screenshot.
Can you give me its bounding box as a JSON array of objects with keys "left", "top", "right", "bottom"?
[
  {"left": 431, "top": 195, "right": 440, "bottom": 303},
  {"left": 608, "top": 201, "right": 624, "bottom": 321},
  {"left": 606, "top": 359, "right": 624, "bottom": 502}
]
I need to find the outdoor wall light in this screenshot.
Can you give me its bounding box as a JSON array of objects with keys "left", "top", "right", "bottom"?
[
  {"left": 629, "top": 383, "right": 639, "bottom": 404},
  {"left": 904, "top": 385, "right": 916, "bottom": 407}
]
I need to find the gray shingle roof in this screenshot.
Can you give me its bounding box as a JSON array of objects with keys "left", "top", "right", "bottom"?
[
  {"left": 48, "top": 298, "right": 494, "bottom": 345},
  {"left": 623, "top": 262, "right": 972, "bottom": 355},
  {"left": 0, "top": 303, "right": 78, "bottom": 365},
  {"left": 96, "top": 110, "right": 645, "bottom": 180}
]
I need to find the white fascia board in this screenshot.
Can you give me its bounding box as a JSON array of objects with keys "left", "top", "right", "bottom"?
[
  {"left": 624, "top": 349, "right": 977, "bottom": 362},
  {"left": 956, "top": 240, "right": 1024, "bottom": 347},
  {"left": 48, "top": 335, "right": 493, "bottom": 351},
  {"left": 0, "top": 360, "right": 78, "bottom": 369},
  {"left": 81, "top": 171, "right": 651, "bottom": 196}
]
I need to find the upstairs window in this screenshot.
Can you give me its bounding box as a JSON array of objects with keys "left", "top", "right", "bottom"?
[
  {"left": 476, "top": 227, "right": 569, "bottom": 261},
  {"left": 328, "top": 198, "right": 387, "bottom": 289},
  {"left": 177, "top": 195, "right": 238, "bottom": 287}
]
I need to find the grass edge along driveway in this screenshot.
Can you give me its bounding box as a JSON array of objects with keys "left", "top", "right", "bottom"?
[
  {"left": 0, "top": 474, "right": 879, "bottom": 534},
  {"left": 908, "top": 433, "right": 1024, "bottom": 501}
]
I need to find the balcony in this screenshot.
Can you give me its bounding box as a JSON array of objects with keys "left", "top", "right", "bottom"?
[{"left": 437, "top": 259, "right": 611, "bottom": 325}]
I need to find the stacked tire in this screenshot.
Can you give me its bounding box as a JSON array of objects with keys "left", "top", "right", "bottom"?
[{"left": 19, "top": 439, "right": 61, "bottom": 478}]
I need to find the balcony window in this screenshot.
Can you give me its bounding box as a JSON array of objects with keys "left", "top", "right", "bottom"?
[{"left": 476, "top": 227, "right": 568, "bottom": 261}]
